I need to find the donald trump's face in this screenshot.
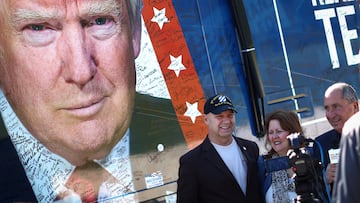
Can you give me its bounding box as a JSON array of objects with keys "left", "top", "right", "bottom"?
[{"left": 0, "top": 0, "right": 141, "bottom": 166}]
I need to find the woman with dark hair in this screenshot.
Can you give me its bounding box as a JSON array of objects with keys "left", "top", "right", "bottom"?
[
  {"left": 258, "top": 110, "right": 331, "bottom": 203},
  {"left": 258, "top": 110, "right": 302, "bottom": 203}
]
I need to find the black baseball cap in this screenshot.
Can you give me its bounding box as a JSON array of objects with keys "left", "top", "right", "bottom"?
[{"left": 204, "top": 94, "right": 237, "bottom": 114}]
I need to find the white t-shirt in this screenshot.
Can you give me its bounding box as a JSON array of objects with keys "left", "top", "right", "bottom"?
[{"left": 212, "top": 138, "right": 247, "bottom": 193}]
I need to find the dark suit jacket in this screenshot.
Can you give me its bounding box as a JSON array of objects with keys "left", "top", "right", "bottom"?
[
  {"left": 313, "top": 129, "right": 341, "bottom": 195},
  {"left": 0, "top": 136, "right": 37, "bottom": 202},
  {"left": 176, "top": 135, "right": 264, "bottom": 203},
  {"left": 0, "top": 93, "right": 185, "bottom": 202}
]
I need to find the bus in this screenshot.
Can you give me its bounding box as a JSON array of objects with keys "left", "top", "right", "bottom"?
[{"left": 133, "top": 0, "right": 359, "bottom": 201}]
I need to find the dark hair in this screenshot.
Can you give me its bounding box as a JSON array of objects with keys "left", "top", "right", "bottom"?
[{"left": 264, "top": 110, "right": 303, "bottom": 157}]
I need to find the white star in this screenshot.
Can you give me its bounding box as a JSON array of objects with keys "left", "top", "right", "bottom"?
[
  {"left": 168, "top": 55, "right": 186, "bottom": 77},
  {"left": 184, "top": 102, "right": 202, "bottom": 124},
  {"left": 151, "top": 7, "right": 169, "bottom": 29}
]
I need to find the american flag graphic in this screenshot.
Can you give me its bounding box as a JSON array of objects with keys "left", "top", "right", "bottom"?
[{"left": 136, "top": 0, "right": 208, "bottom": 149}]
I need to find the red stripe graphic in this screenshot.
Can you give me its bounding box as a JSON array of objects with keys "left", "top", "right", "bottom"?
[{"left": 142, "top": 1, "right": 207, "bottom": 149}]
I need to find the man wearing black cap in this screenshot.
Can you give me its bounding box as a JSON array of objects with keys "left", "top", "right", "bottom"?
[{"left": 176, "top": 94, "right": 263, "bottom": 203}]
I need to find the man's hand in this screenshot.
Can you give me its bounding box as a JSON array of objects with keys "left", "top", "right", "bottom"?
[{"left": 326, "top": 163, "right": 337, "bottom": 184}]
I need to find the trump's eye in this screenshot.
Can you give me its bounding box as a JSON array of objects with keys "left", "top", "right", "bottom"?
[
  {"left": 85, "top": 16, "right": 118, "bottom": 40},
  {"left": 94, "top": 17, "right": 108, "bottom": 25},
  {"left": 29, "top": 24, "right": 46, "bottom": 31},
  {"left": 23, "top": 23, "right": 53, "bottom": 32},
  {"left": 82, "top": 17, "right": 114, "bottom": 27},
  {"left": 22, "top": 23, "right": 56, "bottom": 46}
]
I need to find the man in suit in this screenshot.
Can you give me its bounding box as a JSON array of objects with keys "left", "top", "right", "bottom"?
[
  {"left": 313, "top": 82, "right": 358, "bottom": 197},
  {"left": 176, "top": 94, "right": 263, "bottom": 203},
  {"left": 333, "top": 111, "right": 360, "bottom": 203},
  {"left": 0, "top": 0, "right": 185, "bottom": 202}
]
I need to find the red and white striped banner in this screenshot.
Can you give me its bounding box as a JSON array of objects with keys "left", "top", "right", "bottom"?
[{"left": 141, "top": 1, "right": 207, "bottom": 149}]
